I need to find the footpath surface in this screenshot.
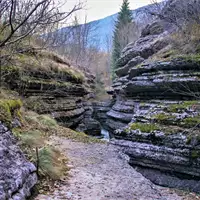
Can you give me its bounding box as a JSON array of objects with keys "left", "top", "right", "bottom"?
[{"left": 35, "top": 136, "right": 199, "bottom": 200}]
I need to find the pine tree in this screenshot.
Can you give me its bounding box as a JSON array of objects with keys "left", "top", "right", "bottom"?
[{"left": 111, "top": 0, "right": 133, "bottom": 79}]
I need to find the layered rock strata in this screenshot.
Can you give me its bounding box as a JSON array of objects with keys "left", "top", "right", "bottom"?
[
  {"left": 2, "top": 52, "right": 101, "bottom": 135},
  {"left": 92, "top": 101, "right": 114, "bottom": 130},
  {"left": 106, "top": 0, "right": 200, "bottom": 192}
]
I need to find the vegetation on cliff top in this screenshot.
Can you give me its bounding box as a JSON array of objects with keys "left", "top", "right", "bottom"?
[{"left": 14, "top": 50, "right": 85, "bottom": 83}]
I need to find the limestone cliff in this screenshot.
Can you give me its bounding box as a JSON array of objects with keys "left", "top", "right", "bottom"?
[
  {"left": 106, "top": 0, "right": 200, "bottom": 193},
  {"left": 2, "top": 50, "right": 100, "bottom": 133}
]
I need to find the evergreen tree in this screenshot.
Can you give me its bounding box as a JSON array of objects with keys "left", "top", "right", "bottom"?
[{"left": 111, "top": 0, "right": 133, "bottom": 79}]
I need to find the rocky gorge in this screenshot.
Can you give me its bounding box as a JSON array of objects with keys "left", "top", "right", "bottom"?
[
  {"left": 1, "top": 0, "right": 200, "bottom": 198},
  {"left": 94, "top": 2, "right": 200, "bottom": 193},
  {"left": 0, "top": 50, "right": 104, "bottom": 199}
]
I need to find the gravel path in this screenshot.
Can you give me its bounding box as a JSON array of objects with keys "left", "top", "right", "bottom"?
[{"left": 35, "top": 137, "right": 199, "bottom": 200}]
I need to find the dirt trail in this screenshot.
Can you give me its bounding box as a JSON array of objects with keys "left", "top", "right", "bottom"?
[{"left": 35, "top": 137, "right": 199, "bottom": 200}]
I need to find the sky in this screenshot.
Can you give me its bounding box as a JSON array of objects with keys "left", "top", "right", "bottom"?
[{"left": 63, "top": 0, "right": 162, "bottom": 24}]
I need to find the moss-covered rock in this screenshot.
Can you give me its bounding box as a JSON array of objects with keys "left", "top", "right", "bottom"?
[
  {"left": 153, "top": 113, "right": 176, "bottom": 124},
  {"left": 128, "top": 122, "right": 160, "bottom": 133},
  {"left": 167, "top": 101, "right": 199, "bottom": 113},
  {"left": 191, "top": 150, "right": 200, "bottom": 159},
  {"left": 0, "top": 99, "right": 22, "bottom": 127},
  {"left": 183, "top": 117, "right": 200, "bottom": 128}
]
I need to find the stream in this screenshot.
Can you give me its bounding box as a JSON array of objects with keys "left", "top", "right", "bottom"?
[{"left": 101, "top": 128, "right": 110, "bottom": 140}]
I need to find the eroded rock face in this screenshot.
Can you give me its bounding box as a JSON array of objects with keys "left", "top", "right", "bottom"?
[
  {"left": 92, "top": 101, "right": 114, "bottom": 130},
  {"left": 107, "top": 88, "right": 200, "bottom": 192},
  {"left": 0, "top": 123, "right": 37, "bottom": 200},
  {"left": 107, "top": 99, "right": 200, "bottom": 192},
  {"left": 76, "top": 102, "right": 101, "bottom": 136},
  {"left": 106, "top": 0, "right": 200, "bottom": 193},
  {"left": 2, "top": 58, "right": 100, "bottom": 135},
  {"left": 112, "top": 138, "right": 200, "bottom": 193}
]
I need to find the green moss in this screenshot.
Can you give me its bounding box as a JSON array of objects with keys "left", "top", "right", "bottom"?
[
  {"left": 21, "top": 77, "right": 74, "bottom": 88},
  {"left": 1, "top": 66, "right": 20, "bottom": 83},
  {"left": 1, "top": 65, "right": 20, "bottom": 73},
  {"left": 153, "top": 113, "right": 176, "bottom": 122},
  {"left": 191, "top": 150, "right": 200, "bottom": 159},
  {"left": 129, "top": 123, "right": 160, "bottom": 133},
  {"left": 160, "top": 126, "right": 184, "bottom": 135},
  {"left": 135, "top": 63, "right": 143, "bottom": 68},
  {"left": 168, "top": 101, "right": 199, "bottom": 112},
  {"left": 183, "top": 117, "right": 200, "bottom": 128},
  {"left": 162, "top": 49, "right": 177, "bottom": 59},
  {"left": 176, "top": 54, "right": 200, "bottom": 63},
  {"left": 186, "top": 136, "right": 192, "bottom": 145},
  {"left": 0, "top": 99, "right": 22, "bottom": 127},
  {"left": 18, "top": 52, "right": 84, "bottom": 83},
  {"left": 59, "top": 68, "right": 84, "bottom": 83},
  {"left": 17, "top": 54, "right": 30, "bottom": 62},
  {"left": 0, "top": 101, "right": 12, "bottom": 126}
]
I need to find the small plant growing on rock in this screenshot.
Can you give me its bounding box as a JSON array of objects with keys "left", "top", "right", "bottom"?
[{"left": 129, "top": 122, "right": 160, "bottom": 133}]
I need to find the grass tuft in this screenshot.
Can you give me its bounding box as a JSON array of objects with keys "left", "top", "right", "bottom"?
[
  {"left": 129, "top": 123, "right": 160, "bottom": 133},
  {"left": 38, "top": 146, "right": 68, "bottom": 180}
]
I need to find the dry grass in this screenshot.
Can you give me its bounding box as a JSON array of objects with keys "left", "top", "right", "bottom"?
[
  {"left": 13, "top": 110, "right": 104, "bottom": 181},
  {"left": 14, "top": 51, "right": 85, "bottom": 82},
  {"left": 171, "top": 23, "right": 200, "bottom": 54},
  {"left": 58, "top": 126, "right": 105, "bottom": 144},
  {"left": 13, "top": 111, "right": 68, "bottom": 181},
  {"left": 38, "top": 146, "right": 68, "bottom": 180},
  {"left": 149, "top": 23, "right": 200, "bottom": 62}
]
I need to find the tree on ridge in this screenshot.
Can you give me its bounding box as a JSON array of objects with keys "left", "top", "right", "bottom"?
[{"left": 111, "top": 0, "right": 137, "bottom": 80}]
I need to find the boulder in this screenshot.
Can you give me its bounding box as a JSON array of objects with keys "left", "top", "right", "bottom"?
[
  {"left": 141, "top": 21, "right": 164, "bottom": 37},
  {"left": 0, "top": 123, "right": 37, "bottom": 200}
]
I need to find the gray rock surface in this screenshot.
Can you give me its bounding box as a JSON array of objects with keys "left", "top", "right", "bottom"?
[
  {"left": 0, "top": 123, "right": 37, "bottom": 200},
  {"left": 106, "top": 0, "right": 200, "bottom": 192},
  {"left": 92, "top": 101, "right": 114, "bottom": 130},
  {"left": 112, "top": 138, "right": 200, "bottom": 193}
]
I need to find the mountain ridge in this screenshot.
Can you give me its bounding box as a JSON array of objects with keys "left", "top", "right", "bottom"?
[{"left": 59, "top": 2, "right": 161, "bottom": 51}]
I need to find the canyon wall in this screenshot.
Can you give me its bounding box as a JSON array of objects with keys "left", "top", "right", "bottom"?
[
  {"left": 2, "top": 52, "right": 101, "bottom": 135},
  {"left": 105, "top": 2, "right": 200, "bottom": 192}
]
